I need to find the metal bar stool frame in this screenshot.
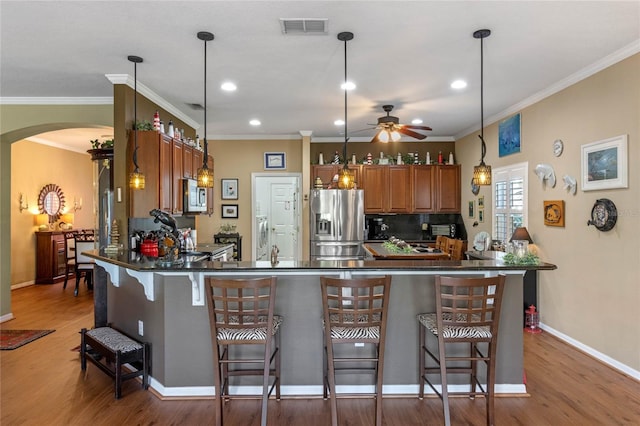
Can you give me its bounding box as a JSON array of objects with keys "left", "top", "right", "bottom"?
[
  {"left": 320, "top": 275, "right": 392, "bottom": 426},
  {"left": 418, "top": 274, "right": 506, "bottom": 426},
  {"left": 205, "top": 276, "right": 281, "bottom": 426}
]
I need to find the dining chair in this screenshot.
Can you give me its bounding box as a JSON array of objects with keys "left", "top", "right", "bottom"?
[
  {"left": 320, "top": 275, "right": 392, "bottom": 426},
  {"left": 205, "top": 276, "right": 282, "bottom": 426},
  {"left": 62, "top": 231, "right": 77, "bottom": 290},
  {"left": 417, "top": 274, "right": 506, "bottom": 426},
  {"left": 73, "top": 232, "right": 95, "bottom": 296},
  {"left": 447, "top": 238, "right": 464, "bottom": 261}
]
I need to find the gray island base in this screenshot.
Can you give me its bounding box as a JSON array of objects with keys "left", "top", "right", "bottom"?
[{"left": 87, "top": 250, "right": 556, "bottom": 399}]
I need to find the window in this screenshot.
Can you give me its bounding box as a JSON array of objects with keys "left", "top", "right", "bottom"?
[{"left": 492, "top": 162, "right": 528, "bottom": 244}]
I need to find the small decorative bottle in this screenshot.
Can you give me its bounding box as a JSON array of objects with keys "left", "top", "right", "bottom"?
[
  {"left": 438, "top": 151, "right": 443, "bottom": 164},
  {"left": 397, "top": 153, "right": 403, "bottom": 165},
  {"left": 318, "top": 152, "right": 324, "bottom": 165},
  {"left": 449, "top": 152, "right": 454, "bottom": 165},
  {"left": 160, "top": 121, "right": 165, "bottom": 134},
  {"left": 270, "top": 245, "right": 279, "bottom": 266},
  {"left": 168, "top": 120, "right": 175, "bottom": 138},
  {"left": 153, "top": 111, "right": 160, "bottom": 131},
  {"left": 414, "top": 153, "right": 419, "bottom": 164},
  {"left": 367, "top": 153, "right": 372, "bottom": 165},
  {"left": 426, "top": 152, "right": 431, "bottom": 164}
]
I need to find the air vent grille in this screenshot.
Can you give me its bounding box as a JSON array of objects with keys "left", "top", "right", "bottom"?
[
  {"left": 186, "top": 103, "right": 204, "bottom": 110},
  {"left": 280, "top": 18, "right": 328, "bottom": 34}
]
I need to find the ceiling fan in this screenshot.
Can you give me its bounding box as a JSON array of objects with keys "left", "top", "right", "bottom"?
[{"left": 369, "top": 104, "right": 432, "bottom": 143}]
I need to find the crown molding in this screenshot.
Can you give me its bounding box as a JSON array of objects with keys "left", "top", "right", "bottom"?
[
  {"left": 455, "top": 38, "right": 640, "bottom": 140},
  {"left": 311, "top": 136, "right": 455, "bottom": 143},
  {"left": 105, "top": 74, "right": 200, "bottom": 130},
  {"left": 26, "top": 136, "right": 91, "bottom": 155},
  {"left": 0, "top": 97, "right": 112, "bottom": 105}
]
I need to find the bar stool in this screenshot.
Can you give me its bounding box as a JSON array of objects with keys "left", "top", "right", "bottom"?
[
  {"left": 205, "top": 276, "right": 282, "bottom": 426},
  {"left": 417, "top": 274, "right": 506, "bottom": 426},
  {"left": 320, "top": 275, "right": 392, "bottom": 426}
]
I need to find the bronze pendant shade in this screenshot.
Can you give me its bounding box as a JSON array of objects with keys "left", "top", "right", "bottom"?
[
  {"left": 337, "top": 31, "right": 356, "bottom": 190},
  {"left": 128, "top": 55, "right": 145, "bottom": 190},
  {"left": 196, "top": 31, "right": 215, "bottom": 189},
  {"left": 472, "top": 29, "right": 492, "bottom": 186}
]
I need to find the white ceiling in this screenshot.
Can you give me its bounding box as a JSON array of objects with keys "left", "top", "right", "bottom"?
[{"left": 1, "top": 1, "right": 639, "bottom": 153}]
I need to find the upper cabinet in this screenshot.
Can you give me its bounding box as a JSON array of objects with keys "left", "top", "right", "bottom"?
[
  {"left": 311, "top": 163, "right": 460, "bottom": 214},
  {"left": 129, "top": 131, "right": 211, "bottom": 217}
]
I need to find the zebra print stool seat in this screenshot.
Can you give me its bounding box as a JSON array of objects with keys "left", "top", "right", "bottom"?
[
  {"left": 418, "top": 275, "right": 506, "bottom": 426},
  {"left": 80, "top": 326, "right": 149, "bottom": 399},
  {"left": 320, "top": 275, "right": 392, "bottom": 426},
  {"left": 205, "top": 276, "right": 281, "bottom": 426}
]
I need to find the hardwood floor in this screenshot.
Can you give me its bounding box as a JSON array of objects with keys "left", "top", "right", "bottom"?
[{"left": 2, "top": 283, "right": 639, "bottom": 425}]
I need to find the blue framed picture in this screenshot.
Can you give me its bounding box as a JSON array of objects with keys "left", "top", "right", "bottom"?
[
  {"left": 264, "top": 152, "right": 286, "bottom": 170},
  {"left": 498, "top": 113, "right": 521, "bottom": 157}
]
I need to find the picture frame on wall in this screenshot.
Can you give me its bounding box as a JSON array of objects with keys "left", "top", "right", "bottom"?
[
  {"left": 581, "top": 134, "right": 628, "bottom": 191},
  {"left": 221, "top": 178, "right": 238, "bottom": 200},
  {"left": 498, "top": 113, "right": 521, "bottom": 157},
  {"left": 264, "top": 152, "right": 286, "bottom": 170},
  {"left": 478, "top": 209, "right": 484, "bottom": 223},
  {"left": 477, "top": 195, "right": 484, "bottom": 208},
  {"left": 468, "top": 201, "right": 475, "bottom": 218},
  {"left": 221, "top": 204, "right": 238, "bottom": 219},
  {"left": 544, "top": 200, "right": 565, "bottom": 227}
]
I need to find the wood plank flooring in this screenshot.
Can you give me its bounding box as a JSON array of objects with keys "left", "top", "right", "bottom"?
[{"left": 2, "top": 283, "right": 639, "bottom": 425}]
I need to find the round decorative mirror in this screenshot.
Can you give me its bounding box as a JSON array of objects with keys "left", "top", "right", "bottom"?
[{"left": 38, "top": 183, "right": 66, "bottom": 223}]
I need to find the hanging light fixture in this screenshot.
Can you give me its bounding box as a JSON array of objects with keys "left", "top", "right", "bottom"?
[
  {"left": 337, "top": 31, "right": 356, "bottom": 190},
  {"left": 472, "top": 29, "right": 492, "bottom": 186},
  {"left": 196, "top": 31, "right": 215, "bottom": 188},
  {"left": 128, "top": 55, "right": 145, "bottom": 190}
]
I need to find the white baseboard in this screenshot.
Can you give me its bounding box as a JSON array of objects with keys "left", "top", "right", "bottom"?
[
  {"left": 11, "top": 281, "right": 34, "bottom": 290},
  {"left": 0, "top": 312, "right": 15, "bottom": 323},
  {"left": 541, "top": 323, "right": 640, "bottom": 381},
  {"left": 148, "top": 377, "right": 526, "bottom": 399}
]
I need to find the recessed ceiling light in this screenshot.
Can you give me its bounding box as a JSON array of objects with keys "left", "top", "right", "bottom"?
[
  {"left": 411, "top": 119, "right": 423, "bottom": 125},
  {"left": 334, "top": 119, "right": 345, "bottom": 126},
  {"left": 451, "top": 79, "right": 467, "bottom": 89},
  {"left": 249, "top": 119, "right": 261, "bottom": 126},
  {"left": 340, "top": 81, "right": 356, "bottom": 91},
  {"left": 221, "top": 82, "right": 237, "bottom": 91}
]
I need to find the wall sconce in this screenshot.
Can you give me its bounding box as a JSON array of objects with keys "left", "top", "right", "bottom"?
[
  {"left": 19, "top": 193, "right": 29, "bottom": 213},
  {"left": 35, "top": 214, "right": 50, "bottom": 231},
  {"left": 72, "top": 197, "right": 83, "bottom": 212}
]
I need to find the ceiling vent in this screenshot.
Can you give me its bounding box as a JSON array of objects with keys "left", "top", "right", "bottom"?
[
  {"left": 280, "top": 18, "right": 328, "bottom": 34},
  {"left": 186, "top": 103, "right": 204, "bottom": 110}
]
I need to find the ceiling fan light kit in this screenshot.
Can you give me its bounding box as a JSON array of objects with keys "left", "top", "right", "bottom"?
[
  {"left": 472, "top": 28, "right": 492, "bottom": 186},
  {"left": 128, "top": 55, "right": 145, "bottom": 190},
  {"left": 370, "top": 104, "right": 432, "bottom": 143},
  {"left": 196, "top": 31, "right": 215, "bottom": 189}
]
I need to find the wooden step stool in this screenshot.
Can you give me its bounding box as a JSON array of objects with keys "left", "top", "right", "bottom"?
[{"left": 80, "top": 326, "right": 150, "bottom": 399}]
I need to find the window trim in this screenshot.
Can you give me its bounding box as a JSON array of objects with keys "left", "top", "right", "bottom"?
[{"left": 491, "top": 162, "right": 528, "bottom": 243}]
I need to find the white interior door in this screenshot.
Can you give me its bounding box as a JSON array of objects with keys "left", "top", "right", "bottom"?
[{"left": 252, "top": 173, "right": 301, "bottom": 261}]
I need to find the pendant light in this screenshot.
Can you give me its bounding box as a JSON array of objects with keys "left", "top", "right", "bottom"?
[
  {"left": 128, "top": 55, "right": 145, "bottom": 190},
  {"left": 337, "top": 31, "right": 355, "bottom": 190},
  {"left": 196, "top": 31, "right": 215, "bottom": 188},
  {"left": 472, "top": 29, "right": 492, "bottom": 186}
]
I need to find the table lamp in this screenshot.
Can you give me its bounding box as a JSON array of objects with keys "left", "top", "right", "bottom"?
[
  {"left": 60, "top": 213, "right": 74, "bottom": 230},
  {"left": 510, "top": 227, "right": 533, "bottom": 257},
  {"left": 36, "top": 214, "right": 49, "bottom": 231}
]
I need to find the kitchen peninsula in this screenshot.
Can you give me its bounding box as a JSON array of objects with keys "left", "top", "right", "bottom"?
[{"left": 86, "top": 249, "right": 555, "bottom": 398}]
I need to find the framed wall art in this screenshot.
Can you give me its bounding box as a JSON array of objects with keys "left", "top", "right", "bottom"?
[
  {"left": 477, "top": 195, "right": 484, "bottom": 209},
  {"left": 581, "top": 134, "right": 628, "bottom": 191},
  {"left": 468, "top": 201, "right": 475, "bottom": 218},
  {"left": 221, "top": 178, "right": 238, "bottom": 200},
  {"left": 221, "top": 204, "right": 238, "bottom": 219},
  {"left": 264, "top": 152, "right": 286, "bottom": 170},
  {"left": 478, "top": 209, "right": 485, "bottom": 223},
  {"left": 544, "top": 200, "right": 565, "bottom": 227},
  {"left": 498, "top": 113, "right": 521, "bottom": 157}
]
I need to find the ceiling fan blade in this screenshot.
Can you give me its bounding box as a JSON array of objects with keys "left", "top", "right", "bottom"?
[
  {"left": 398, "top": 127, "right": 427, "bottom": 140},
  {"left": 351, "top": 126, "right": 377, "bottom": 134},
  {"left": 370, "top": 130, "right": 382, "bottom": 143},
  {"left": 405, "top": 125, "right": 433, "bottom": 131}
]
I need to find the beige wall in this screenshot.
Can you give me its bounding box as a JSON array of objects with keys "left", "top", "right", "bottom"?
[
  {"left": 201, "top": 138, "right": 304, "bottom": 261},
  {"left": 457, "top": 54, "right": 640, "bottom": 371},
  {"left": 10, "top": 141, "right": 95, "bottom": 286}
]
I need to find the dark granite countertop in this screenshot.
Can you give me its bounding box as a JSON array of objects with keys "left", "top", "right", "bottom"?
[{"left": 84, "top": 249, "right": 556, "bottom": 273}]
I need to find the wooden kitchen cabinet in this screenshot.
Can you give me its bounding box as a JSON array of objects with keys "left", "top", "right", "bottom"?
[
  {"left": 129, "top": 131, "right": 187, "bottom": 217},
  {"left": 361, "top": 165, "right": 411, "bottom": 213},
  {"left": 412, "top": 165, "right": 435, "bottom": 212},
  {"left": 183, "top": 144, "right": 193, "bottom": 178},
  {"left": 434, "top": 165, "right": 461, "bottom": 213},
  {"left": 310, "top": 164, "right": 361, "bottom": 189},
  {"left": 35, "top": 231, "right": 67, "bottom": 284}
]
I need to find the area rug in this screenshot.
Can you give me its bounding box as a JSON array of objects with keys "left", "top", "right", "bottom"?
[{"left": 0, "top": 329, "right": 55, "bottom": 350}]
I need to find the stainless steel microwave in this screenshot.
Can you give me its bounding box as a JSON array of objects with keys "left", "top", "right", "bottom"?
[{"left": 183, "top": 179, "right": 207, "bottom": 213}]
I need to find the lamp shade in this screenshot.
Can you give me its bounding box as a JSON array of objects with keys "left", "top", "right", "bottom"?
[
  {"left": 36, "top": 214, "right": 49, "bottom": 230},
  {"left": 510, "top": 227, "right": 533, "bottom": 243}
]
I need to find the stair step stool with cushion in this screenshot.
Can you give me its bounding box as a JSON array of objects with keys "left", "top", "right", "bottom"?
[{"left": 80, "top": 326, "right": 150, "bottom": 399}]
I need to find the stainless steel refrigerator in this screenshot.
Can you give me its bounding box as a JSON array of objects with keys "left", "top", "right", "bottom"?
[{"left": 309, "top": 189, "right": 365, "bottom": 260}]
